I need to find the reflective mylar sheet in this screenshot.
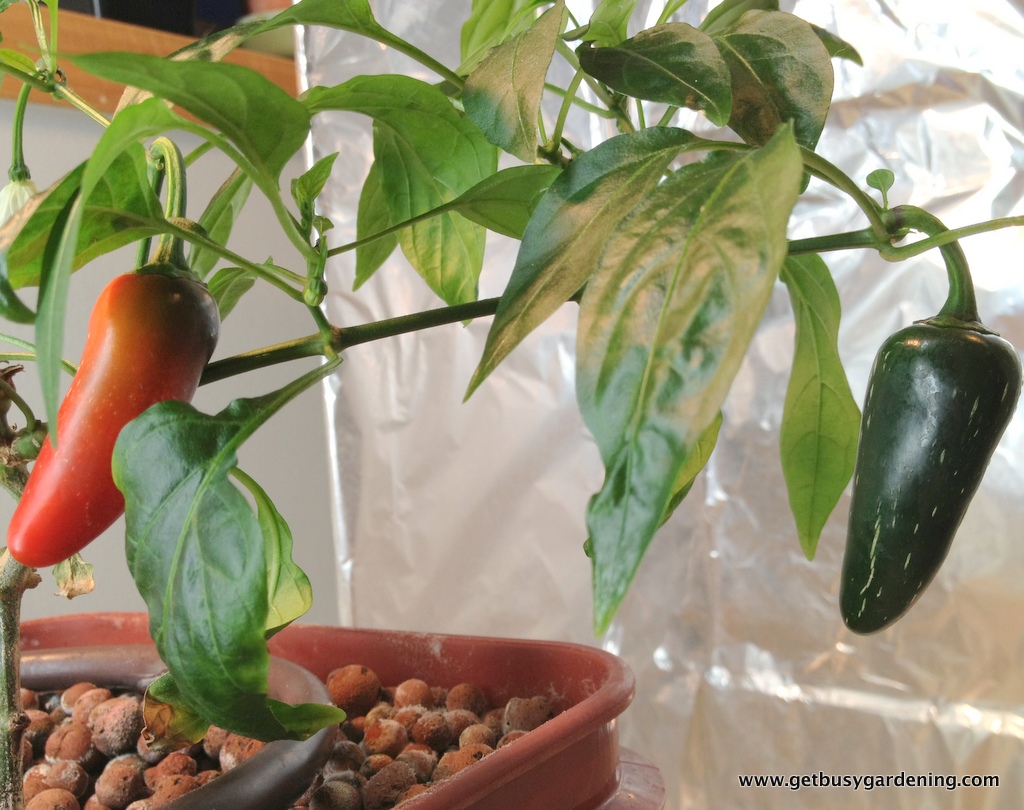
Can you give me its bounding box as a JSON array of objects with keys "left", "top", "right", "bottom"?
[{"left": 300, "top": 1, "right": 1024, "bottom": 808}]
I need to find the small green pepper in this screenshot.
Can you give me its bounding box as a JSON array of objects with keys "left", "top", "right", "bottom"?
[{"left": 840, "top": 318, "right": 1021, "bottom": 633}]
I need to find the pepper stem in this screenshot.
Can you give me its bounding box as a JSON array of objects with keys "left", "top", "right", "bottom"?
[
  {"left": 147, "top": 138, "right": 190, "bottom": 274},
  {"left": 885, "top": 205, "right": 982, "bottom": 326}
]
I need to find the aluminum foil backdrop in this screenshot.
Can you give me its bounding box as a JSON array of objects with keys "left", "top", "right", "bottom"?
[{"left": 299, "top": 1, "right": 1024, "bottom": 807}]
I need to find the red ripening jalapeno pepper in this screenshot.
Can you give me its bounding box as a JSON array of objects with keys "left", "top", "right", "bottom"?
[{"left": 6, "top": 265, "right": 220, "bottom": 568}]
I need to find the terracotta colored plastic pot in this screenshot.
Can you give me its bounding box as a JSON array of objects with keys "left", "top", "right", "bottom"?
[{"left": 21, "top": 612, "right": 666, "bottom": 810}]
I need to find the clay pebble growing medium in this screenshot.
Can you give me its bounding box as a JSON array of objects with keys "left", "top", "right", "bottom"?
[{"left": 18, "top": 664, "right": 559, "bottom": 810}]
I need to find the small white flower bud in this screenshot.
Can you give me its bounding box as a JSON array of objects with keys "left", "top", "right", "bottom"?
[{"left": 0, "top": 178, "right": 39, "bottom": 227}]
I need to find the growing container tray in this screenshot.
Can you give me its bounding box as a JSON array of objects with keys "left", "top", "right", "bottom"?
[{"left": 20, "top": 612, "right": 665, "bottom": 810}]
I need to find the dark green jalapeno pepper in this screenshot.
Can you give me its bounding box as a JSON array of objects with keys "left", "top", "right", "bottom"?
[{"left": 840, "top": 207, "right": 1023, "bottom": 634}]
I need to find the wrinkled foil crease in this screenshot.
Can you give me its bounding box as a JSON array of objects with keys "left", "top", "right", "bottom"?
[{"left": 300, "top": 1, "right": 1024, "bottom": 807}]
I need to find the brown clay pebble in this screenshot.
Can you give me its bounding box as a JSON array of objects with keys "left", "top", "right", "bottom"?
[
  {"left": 45, "top": 723, "right": 103, "bottom": 770},
  {"left": 359, "top": 754, "right": 392, "bottom": 779},
  {"left": 396, "top": 783, "right": 430, "bottom": 804},
  {"left": 325, "top": 769, "right": 367, "bottom": 793},
  {"left": 83, "top": 797, "right": 111, "bottom": 810},
  {"left": 23, "top": 688, "right": 40, "bottom": 710},
  {"left": 309, "top": 779, "right": 362, "bottom": 810},
  {"left": 502, "top": 696, "right": 554, "bottom": 734},
  {"left": 410, "top": 712, "right": 452, "bottom": 752},
  {"left": 458, "top": 723, "right": 496, "bottom": 749},
  {"left": 481, "top": 707, "right": 505, "bottom": 738},
  {"left": 24, "top": 709, "right": 56, "bottom": 757},
  {"left": 23, "top": 763, "right": 52, "bottom": 802},
  {"left": 392, "top": 679, "right": 432, "bottom": 709},
  {"left": 444, "top": 709, "right": 480, "bottom": 740},
  {"left": 149, "top": 773, "right": 202, "bottom": 805},
  {"left": 196, "top": 770, "right": 220, "bottom": 787},
  {"left": 395, "top": 749, "right": 435, "bottom": 783},
  {"left": 364, "top": 703, "right": 394, "bottom": 725},
  {"left": 218, "top": 733, "right": 265, "bottom": 772},
  {"left": 326, "top": 665, "right": 381, "bottom": 717},
  {"left": 322, "top": 739, "right": 366, "bottom": 778},
  {"left": 94, "top": 757, "right": 147, "bottom": 809},
  {"left": 391, "top": 705, "right": 425, "bottom": 734},
  {"left": 26, "top": 788, "right": 81, "bottom": 810},
  {"left": 60, "top": 683, "right": 98, "bottom": 715},
  {"left": 71, "top": 689, "right": 113, "bottom": 726},
  {"left": 201, "top": 725, "right": 230, "bottom": 760},
  {"left": 362, "top": 718, "right": 408, "bottom": 759},
  {"left": 433, "top": 744, "right": 493, "bottom": 781},
  {"left": 497, "top": 730, "right": 527, "bottom": 748},
  {"left": 143, "top": 750, "right": 196, "bottom": 789},
  {"left": 89, "top": 696, "right": 144, "bottom": 757},
  {"left": 45, "top": 760, "right": 89, "bottom": 798},
  {"left": 445, "top": 683, "right": 488, "bottom": 717},
  {"left": 362, "top": 761, "right": 416, "bottom": 810},
  {"left": 340, "top": 716, "right": 366, "bottom": 743}
]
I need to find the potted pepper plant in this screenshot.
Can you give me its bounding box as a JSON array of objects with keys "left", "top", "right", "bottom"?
[{"left": 0, "top": 0, "right": 1022, "bottom": 808}]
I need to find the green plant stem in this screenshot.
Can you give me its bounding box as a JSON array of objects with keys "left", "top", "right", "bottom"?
[
  {"left": 880, "top": 215, "right": 1024, "bottom": 259},
  {"left": 798, "top": 148, "right": 888, "bottom": 240},
  {"left": 788, "top": 228, "right": 879, "bottom": 255},
  {"left": 548, "top": 69, "right": 586, "bottom": 155},
  {"left": 200, "top": 296, "right": 503, "bottom": 384},
  {"left": 199, "top": 333, "right": 330, "bottom": 386},
  {"left": 7, "top": 86, "right": 32, "bottom": 183},
  {"left": 149, "top": 139, "right": 189, "bottom": 269},
  {"left": 51, "top": 85, "right": 111, "bottom": 128},
  {"left": 556, "top": 39, "right": 633, "bottom": 133},
  {"left": 0, "top": 378, "right": 36, "bottom": 434},
  {"left": 0, "top": 544, "right": 40, "bottom": 810},
  {"left": 656, "top": 105, "right": 679, "bottom": 128},
  {"left": 542, "top": 83, "right": 617, "bottom": 118},
  {"left": 334, "top": 296, "right": 501, "bottom": 350},
  {"left": 25, "top": 0, "right": 52, "bottom": 73},
  {"left": 884, "top": 205, "right": 981, "bottom": 324},
  {"left": 374, "top": 30, "right": 464, "bottom": 90},
  {"left": 159, "top": 219, "right": 306, "bottom": 301}
]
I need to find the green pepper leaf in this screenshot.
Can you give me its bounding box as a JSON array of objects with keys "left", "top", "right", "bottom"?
[
  {"left": 70, "top": 52, "right": 311, "bottom": 182},
  {"left": 354, "top": 163, "right": 559, "bottom": 288},
  {"left": 233, "top": 468, "right": 314, "bottom": 636},
  {"left": 779, "top": 254, "right": 860, "bottom": 559},
  {"left": 292, "top": 152, "right": 339, "bottom": 238},
  {"left": 189, "top": 169, "right": 254, "bottom": 279},
  {"left": 113, "top": 369, "right": 345, "bottom": 742},
  {"left": 207, "top": 266, "right": 256, "bottom": 319},
  {"left": 459, "top": 0, "right": 547, "bottom": 73},
  {"left": 305, "top": 75, "right": 497, "bottom": 306},
  {"left": 577, "top": 23, "right": 732, "bottom": 126},
  {"left": 467, "top": 127, "right": 705, "bottom": 397},
  {"left": 659, "top": 411, "right": 722, "bottom": 527},
  {"left": 577, "top": 125, "right": 802, "bottom": 634},
  {"left": 463, "top": 1, "right": 565, "bottom": 163},
  {"left": 700, "top": 0, "right": 778, "bottom": 35},
  {"left": 354, "top": 160, "right": 397, "bottom": 290},
  {"left": 448, "top": 164, "right": 562, "bottom": 239},
  {"left": 581, "top": 0, "right": 638, "bottom": 46},
  {"left": 5, "top": 148, "right": 163, "bottom": 289},
  {"left": 0, "top": 48, "right": 37, "bottom": 75},
  {"left": 257, "top": 0, "right": 387, "bottom": 38},
  {"left": 712, "top": 9, "right": 832, "bottom": 150},
  {"left": 809, "top": 23, "right": 863, "bottom": 66}
]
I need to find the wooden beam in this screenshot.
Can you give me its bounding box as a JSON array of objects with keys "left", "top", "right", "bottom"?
[{"left": 0, "top": 4, "right": 297, "bottom": 115}]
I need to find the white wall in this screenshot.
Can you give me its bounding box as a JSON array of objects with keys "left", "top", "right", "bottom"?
[{"left": 1, "top": 99, "right": 340, "bottom": 626}]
